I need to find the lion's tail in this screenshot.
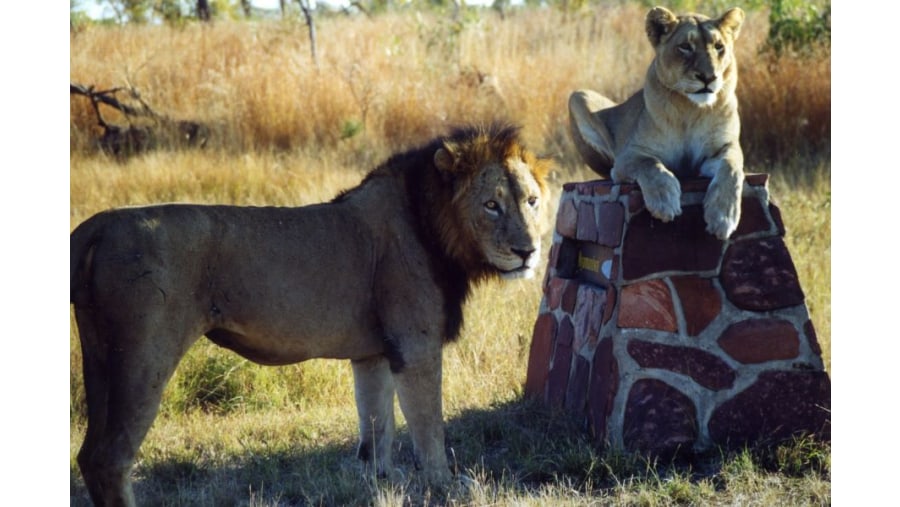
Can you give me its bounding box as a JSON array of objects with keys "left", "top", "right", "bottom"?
[{"left": 70, "top": 211, "right": 107, "bottom": 305}]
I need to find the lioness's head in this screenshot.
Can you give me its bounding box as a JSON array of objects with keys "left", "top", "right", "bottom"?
[
  {"left": 646, "top": 6, "right": 744, "bottom": 107},
  {"left": 433, "top": 124, "right": 551, "bottom": 280}
]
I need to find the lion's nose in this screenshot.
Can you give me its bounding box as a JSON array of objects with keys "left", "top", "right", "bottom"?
[{"left": 512, "top": 248, "right": 535, "bottom": 262}]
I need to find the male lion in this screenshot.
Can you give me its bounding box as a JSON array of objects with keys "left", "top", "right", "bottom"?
[
  {"left": 569, "top": 6, "right": 745, "bottom": 239},
  {"left": 70, "top": 124, "right": 550, "bottom": 506}
]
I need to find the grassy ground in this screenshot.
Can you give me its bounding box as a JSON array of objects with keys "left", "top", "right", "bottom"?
[{"left": 70, "top": 4, "right": 830, "bottom": 505}]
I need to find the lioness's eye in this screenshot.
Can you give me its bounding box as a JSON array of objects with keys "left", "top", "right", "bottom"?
[
  {"left": 527, "top": 196, "right": 538, "bottom": 207},
  {"left": 715, "top": 42, "right": 725, "bottom": 54},
  {"left": 677, "top": 43, "right": 692, "bottom": 54}
]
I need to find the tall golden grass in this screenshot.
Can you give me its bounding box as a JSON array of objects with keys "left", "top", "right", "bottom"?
[
  {"left": 71, "top": 5, "right": 830, "bottom": 168},
  {"left": 70, "top": 5, "right": 830, "bottom": 505}
]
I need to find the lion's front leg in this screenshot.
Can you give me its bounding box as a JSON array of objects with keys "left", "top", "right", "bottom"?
[
  {"left": 701, "top": 154, "right": 744, "bottom": 240},
  {"left": 393, "top": 348, "right": 452, "bottom": 487},
  {"left": 613, "top": 156, "right": 682, "bottom": 222},
  {"left": 351, "top": 356, "right": 400, "bottom": 481}
]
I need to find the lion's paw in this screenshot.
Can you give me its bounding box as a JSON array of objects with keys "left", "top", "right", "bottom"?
[
  {"left": 703, "top": 186, "right": 741, "bottom": 240},
  {"left": 639, "top": 172, "right": 682, "bottom": 222}
]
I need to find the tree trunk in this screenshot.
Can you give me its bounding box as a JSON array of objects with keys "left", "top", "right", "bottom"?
[
  {"left": 197, "top": 0, "right": 211, "bottom": 22},
  {"left": 297, "top": 0, "right": 318, "bottom": 68}
]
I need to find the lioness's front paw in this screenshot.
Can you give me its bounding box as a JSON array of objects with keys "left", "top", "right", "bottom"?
[
  {"left": 703, "top": 184, "right": 741, "bottom": 240},
  {"left": 639, "top": 171, "right": 682, "bottom": 222}
]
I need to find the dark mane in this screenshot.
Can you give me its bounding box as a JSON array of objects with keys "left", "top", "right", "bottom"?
[{"left": 334, "top": 123, "right": 527, "bottom": 343}]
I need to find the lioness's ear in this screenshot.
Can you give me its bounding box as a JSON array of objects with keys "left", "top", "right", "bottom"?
[
  {"left": 718, "top": 7, "right": 745, "bottom": 40},
  {"left": 646, "top": 6, "right": 678, "bottom": 46}
]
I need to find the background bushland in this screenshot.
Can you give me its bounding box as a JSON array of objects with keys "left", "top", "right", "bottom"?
[{"left": 70, "top": 2, "right": 830, "bottom": 504}]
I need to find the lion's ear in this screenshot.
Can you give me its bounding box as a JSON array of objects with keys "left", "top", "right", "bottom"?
[
  {"left": 646, "top": 6, "right": 678, "bottom": 46},
  {"left": 718, "top": 7, "right": 745, "bottom": 40},
  {"left": 434, "top": 146, "right": 457, "bottom": 176}
]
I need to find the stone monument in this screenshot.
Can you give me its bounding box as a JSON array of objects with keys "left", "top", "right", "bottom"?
[{"left": 524, "top": 175, "right": 830, "bottom": 455}]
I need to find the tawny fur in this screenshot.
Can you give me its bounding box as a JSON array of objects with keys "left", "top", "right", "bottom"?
[
  {"left": 569, "top": 6, "right": 745, "bottom": 239},
  {"left": 70, "top": 124, "right": 550, "bottom": 506}
]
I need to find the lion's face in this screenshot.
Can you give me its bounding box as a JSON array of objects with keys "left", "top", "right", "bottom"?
[
  {"left": 646, "top": 7, "right": 744, "bottom": 107},
  {"left": 434, "top": 134, "right": 549, "bottom": 280},
  {"left": 468, "top": 158, "right": 545, "bottom": 279}
]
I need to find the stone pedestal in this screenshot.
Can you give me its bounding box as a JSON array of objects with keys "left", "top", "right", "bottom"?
[{"left": 525, "top": 175, "right": 830, "bottom": 455}]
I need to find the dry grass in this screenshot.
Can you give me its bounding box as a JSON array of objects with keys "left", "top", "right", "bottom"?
[
  {"left": 70, "top": 4, "right": 830, "bottom": 168},
  {"left": 70, "top": 4, "right": 830, "bottom": 505}
]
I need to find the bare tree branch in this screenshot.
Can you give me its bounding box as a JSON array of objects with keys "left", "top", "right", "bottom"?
[{"left": 71, "top": 82, "right": 209, "bottom": 157}]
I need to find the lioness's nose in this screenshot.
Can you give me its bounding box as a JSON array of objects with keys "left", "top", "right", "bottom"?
[
  {"left": 512, "top": 248, "right": 535, "bottom": 262},
  {"left": 695, "top": 72, "right": 715, "bottom": 85}
]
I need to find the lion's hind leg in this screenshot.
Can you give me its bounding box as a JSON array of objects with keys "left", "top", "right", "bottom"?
[
  {"left": 74, "top": 306, "right": 132, "bottom": 506},
  {"left": 74, "top": 305, "right": 195, "bottom": 507},
  {"left": 568, "top": 89, "right": 617, "bottom": 177},
  {"left": 352, "top": 356, "right": 400, "bottom": 481}
]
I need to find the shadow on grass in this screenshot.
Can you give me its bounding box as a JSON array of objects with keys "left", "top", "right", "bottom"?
[{"left": 70, "top": 396, "right": 829, "bottom": 506}]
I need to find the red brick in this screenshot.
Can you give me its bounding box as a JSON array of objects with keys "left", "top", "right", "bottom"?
[
  {"left": 622, "top": 205, "right": 722, "bottom": 280},
  {"left": 561, "top": 279, "right": 580, "bottom": 314},
  {"left": 603, "top": 286, "right": 617, "bottom": 325},
  {"left": 565, "top": 355, "right": 591, "bottom": 415},
  {"left": 721, "top": 238, "right": 805, "bottom": 311},
  {"left": 573, "top": 285, "right": 605, "bottom": 352},
  {"left": 627, "top": 340, "right": 735, "bottom": 390},
  {"left": 524, "top": 312, "right": 557, "bottom": 399},
  {"left": 545, "top": 243, "right": 560, "bottom": 290},
  {"left": 596, "top": 202, "right": 625, "bottom": 247},
  {"left": 557, "top": 315, "right": 575, "bottom": 346},
  {"left": 588, "top": 337, "right": 617, "bottom": 442},
  {"left": 592, "top": 181, "right": 615, "bottom": 196},
  {"left": 547, "top": 340, "right": 573, "bottom": 407},
  {"left": 546, "top": 277, "right": 568, "bottom": 311},
  {"left": 575, "top": 182, "right": 598, "bottom": 195},
  {"left": 708, "top": 370, "right": 831, "bottom": 445},
  {"left": 576, "top": 202, "right": 598, "bottom": 242},
  {"left": 671, "top": 276, "right": 721, "bottom": 336},
  {"left": 556, "top": 198, "right": 578, "bottom": 238},
  {"left": 623, "top": 379, "right": 698, "bottom": 455},
  {"left": 733, "top": 194, "right": 771, "bottom": 238},
  {"left": 617, "top": 279, "right": 677, "bottom": 332},
  {"left": 746, "top": 173, "right": 769, "bottom": 187},
  {"left": 718, "top": 319, "right": 800, "bottom": 364}
]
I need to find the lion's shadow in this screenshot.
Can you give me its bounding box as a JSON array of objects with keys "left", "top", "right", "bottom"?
[{"left": 69, "top": 397, "right": 725, "bottom": 506}]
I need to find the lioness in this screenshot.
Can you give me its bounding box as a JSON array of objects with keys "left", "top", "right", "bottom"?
[
  {"left": 569, "top": 6, "right": 745, "bottom": 239},
  {"left": 70, "top": 124, "right": 550, "bottom": 506}
]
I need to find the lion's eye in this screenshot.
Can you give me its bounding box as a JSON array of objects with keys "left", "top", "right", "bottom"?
[
  {"left": 714, "top": 42, "right": 725, "bottom": 54},
  {"left": 677, "top": 43, "right": 692, "bottom": 55},
  {"left": 484, "top": 200, "right": 500, "bottom": 214},
  {"left": 527, "top": 196, "right": 539, "bottom": 208}
]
